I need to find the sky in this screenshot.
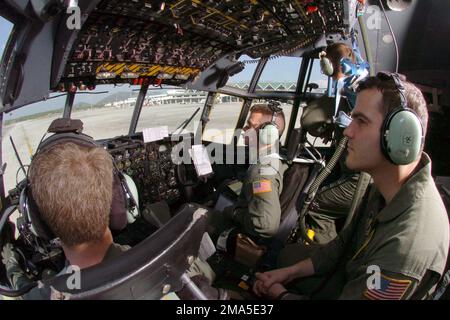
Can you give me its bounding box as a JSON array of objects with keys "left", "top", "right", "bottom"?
[
  {"left": 0, "top": 16, "right": 12, "bottom": 59},
  {"left": 0, "top": 16, "right": 327, "bottom": 120}
]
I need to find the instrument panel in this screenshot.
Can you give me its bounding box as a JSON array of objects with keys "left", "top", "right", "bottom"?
[
  {"left": 105, "top": 135, "right": 184, "bottom": 210},
  {"left": 60, "top": 0, "right": 351, "bottom": 87}
]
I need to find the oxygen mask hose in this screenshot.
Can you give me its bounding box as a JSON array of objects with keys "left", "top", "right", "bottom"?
[{"left": 288, "top": 136, "right": 348, "bottom": 244}]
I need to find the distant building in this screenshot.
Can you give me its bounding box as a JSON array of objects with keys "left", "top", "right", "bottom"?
[
  {"left": 104, "top": 82, "right": 297, "bottom": 108},
  {"left": 229, "top": 82, "right": 297, "bottom": 91},
  {"left": 147, "top": 90, "right": 207, "bottom": 105}
]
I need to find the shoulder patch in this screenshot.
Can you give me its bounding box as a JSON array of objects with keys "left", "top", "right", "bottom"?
[
  {"left": 364, "top": 274, "right": 411, "bottom": 300},
  {"left": 252, "top": 180, "right": 272, "bottom": 195}
]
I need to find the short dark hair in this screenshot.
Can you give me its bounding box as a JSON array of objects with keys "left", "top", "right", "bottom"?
[
  {"left": 357, "top": 74, "right": 428, "bottom": 137},
  {"left": 250, "top": 104, "right": 286, "bottom": 136}
]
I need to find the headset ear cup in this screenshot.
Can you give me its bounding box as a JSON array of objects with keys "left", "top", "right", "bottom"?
[
  {"left": 320, "top": 56, "right": 334, "bottom": 77},
  {"left": 259, "top": 123, "right": 280, "bottom": 145},
  {"left": 110, "top": 174, "right": 129, "bottom": 231},
  {"left": 109, "top": 172, "right": 140, "bottom": 229},
  {"left": 19, "top": 188, "right": 55, "bottom": 240},
  {"left": 19, "top": 188, "right": 32, "bottom": 232},
  {"left": 122, "top": 173, "right": 140, "bottom": 224},
  {"left": 381, "top": 109, "right": 423, "bottom": 165}
]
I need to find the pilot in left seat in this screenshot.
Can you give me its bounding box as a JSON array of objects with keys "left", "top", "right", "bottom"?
[
  {"left": 1, "top": 120, "right": 224, "bottom": 300},
  {"left": 1, "top": 131, "right": 129, "bottom": 299}
]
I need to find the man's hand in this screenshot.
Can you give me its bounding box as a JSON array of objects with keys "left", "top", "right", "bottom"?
[
  {"left": 1, "top": 243, "right": 21, "bottom": 269},
  {"left": 264, "top": 283, "right": 288, "bottom": 299},
  {"left": 253, "top": 267, "right": 295, "bottom": 297}
]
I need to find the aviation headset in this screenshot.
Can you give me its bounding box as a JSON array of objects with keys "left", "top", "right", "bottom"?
[
  {"left": 319, "top": 51, "right": 335, "bottom": 77},
  {"left": 319, "top": 51, "right": 360, "bottom": 78},
  {"left": 18, "top": 118, "right": 140, "bottom": 241},
  {"left": 258, "top": 101, "right": 283, "bottom": 145},
  {"left": 319, "top": 33, "right": 370, "bottom": 80},
  {"left": 377, "top": 72, "right": 424, "bottom": 165}
]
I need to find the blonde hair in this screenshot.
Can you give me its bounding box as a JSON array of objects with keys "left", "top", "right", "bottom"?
[{"left": 29, "top": 142, "right": 113, "bottom": 247}]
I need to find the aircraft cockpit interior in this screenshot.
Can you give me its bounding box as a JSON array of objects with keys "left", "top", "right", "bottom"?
[{"left": 0, "top": 0, "right": 449, "bottom": 300}]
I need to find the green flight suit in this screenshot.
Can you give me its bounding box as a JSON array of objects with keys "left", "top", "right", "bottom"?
[
  {"left": 305, "top": 173, "right": 360, "bottom": 244},
  {"left": 209, "top": 153, "right": 288, "bottom": 240},
  {"left": 279, "top": 153, "right": 449, "bottom": 299}
]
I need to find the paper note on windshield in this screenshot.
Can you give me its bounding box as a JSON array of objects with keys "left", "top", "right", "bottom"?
[
  {"left": 190, "top": 144, "right": 213, "bottom": 177},
  {"left": 143, "top": 126, "right": 169, "bottom": 143}
]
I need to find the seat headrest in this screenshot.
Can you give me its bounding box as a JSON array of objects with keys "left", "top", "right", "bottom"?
[
  {"left": 36, "top": 203, "right": 209, "bottom": 300},
  {"left": 301, "top": 96, "right": 335, "bottom": 137}
]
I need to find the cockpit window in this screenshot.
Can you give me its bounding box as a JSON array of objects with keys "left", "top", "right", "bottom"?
[
  {"left": 227, "top": 55, "right": 259, "bottom": 90},
  {"left": 202, "top": 94, "right": 244, "bottom": 144},
  {"left": 0, "top": 16, "right": 14, "bottom": 64},
  {"left": 304, "top": 59, "right": 328, "bottom": 94},
  {"left": 136, "top": 87, "right": 206, "bottom": 135},
  {"left": 256, "top": 56, "right": 301, "bottom": 92},
  {"left": 2, "top": 96, "right": 65, "bottom": 191},
  {"left": 72, "top": 85, "right": 135, "bottom": 140}
]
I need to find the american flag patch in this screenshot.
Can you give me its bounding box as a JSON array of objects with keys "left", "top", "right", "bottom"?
[
  {"left": 252, "top": 180, "right": 272, "bottom": 195},
  {"left": 364, "top": 274, "right": 411, "bottom": 300}
]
